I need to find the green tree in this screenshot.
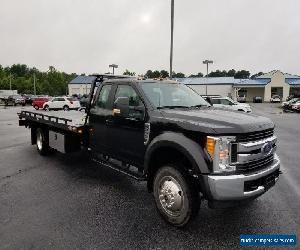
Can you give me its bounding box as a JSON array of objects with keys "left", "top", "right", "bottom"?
[
  {"left": 227, "top": 69, "right": 236, "bottom": 77},
  {"left": 234, "top": 70, "right": 250, "bottom": 79},
  {"left": 208, "top": 70, "right": 227, "bottom": 77},
  {"left": 152, "top": 70, "right": 160, "bottom": 78},
  {"left": 145, "top": 70, "right": 153, "bottom": 78},
  {"left": 123, "top": 69, "right": 136, "bottom": 76},
  {"left": 160, "top": 70, "right": 169, "bottom": 78},
  {"left": 173, "top": 72, "right": 185, "bottom": 78},
  {"left": 251, "top": 72, "right": 264, "bottom": 79},
  {"left": 189, "top": 72, "right": 203, "bottom": 78}
]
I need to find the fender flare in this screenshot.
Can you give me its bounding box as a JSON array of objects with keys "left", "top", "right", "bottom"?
[{"left": 144, "top": 132, "right": 210, "bottom": 175}]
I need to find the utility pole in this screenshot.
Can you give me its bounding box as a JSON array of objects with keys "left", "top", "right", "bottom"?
[
  {"left": 170, "top": 0, "right": 174, "bottom": 79},
  {"left": 203, "top": 60, "right": 213, "bottom": 95},
  {"left": 109, "top": 64, "right": 118, "bottom": 75},
  {"left": 33, "top": 73, "right": 36, "bottom": 95}
]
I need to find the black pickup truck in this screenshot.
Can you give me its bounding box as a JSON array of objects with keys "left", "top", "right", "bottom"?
[{"left": 18, "top": 75, "right": 280, "bottom": 227}]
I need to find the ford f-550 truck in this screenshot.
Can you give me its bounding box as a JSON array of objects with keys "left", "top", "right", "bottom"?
[{"left": 18, "top": 75, "right": 280, "bottom": 227}]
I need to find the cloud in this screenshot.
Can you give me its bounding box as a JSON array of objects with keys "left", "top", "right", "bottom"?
[{"left": 0, "top": 0, "right": 299, "bottom": 76}]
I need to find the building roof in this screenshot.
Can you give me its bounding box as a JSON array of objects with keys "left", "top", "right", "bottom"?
[
  {"left": 286, "top": 78, "right": 300, "bottom": 85},
  {"left": 69, "top": 76, "right": 97, "bottom": 84},
  {"left": 256, "top": 70, "right": 300, "bottom": 79},
  {"left": 234, "top": 78, "right": 270, "bottom": 87},
  {"left": 176, "top": 77, "right": 238, "bottom": 85}
]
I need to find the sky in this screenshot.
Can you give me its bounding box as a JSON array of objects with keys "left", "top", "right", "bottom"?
[{"left": 0, "top": 0, "right": 300, "bottom": 76}]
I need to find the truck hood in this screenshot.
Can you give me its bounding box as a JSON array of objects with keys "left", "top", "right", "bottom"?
[{"left": 159, "top": 107, "right": 274, "bottom": 134}]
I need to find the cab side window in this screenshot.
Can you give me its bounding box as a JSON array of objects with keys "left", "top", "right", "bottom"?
[
  {"left": 97, "top": 85, "right": 112, "bottom": 109},
  {"left": 114, "top": 85, "right": 144, "bottom": 119},
  {"left": 114, "top": 85, "right": 141, "bottom": 107}
]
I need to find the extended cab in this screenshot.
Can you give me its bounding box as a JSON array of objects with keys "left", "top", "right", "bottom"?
[{"left": 18, "top": 77, "right": 280, "bottom": 227}]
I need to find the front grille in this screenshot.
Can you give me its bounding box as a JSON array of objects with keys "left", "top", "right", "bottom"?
[
  {"left": 236, "top": 154, "right": 274, "bottom": 173},
  {"left": 237, "top": 128, "right": 274, "bottom": 142}
]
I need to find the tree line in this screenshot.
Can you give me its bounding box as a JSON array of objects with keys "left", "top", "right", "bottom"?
[
  {"left": 0, "top": 64, "right": 264, "bottom": 96},
  {"left": 0, "top": 64, "right": 76, "bottom": 96},
  {"left": 124, "top": 69, "right": 262, "bottom": 79}
]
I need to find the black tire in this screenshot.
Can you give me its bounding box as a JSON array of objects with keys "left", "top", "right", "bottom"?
[
  {"left": 34, "top": 105, "right": 39, "bottom": 110},
  {"left": 153, "top": 164, "right": 200, "bottom": 227},
  {"left": 63, "top": 105, "right": 69, "bottom": 111},
  {"left": 36, "top": 128, "right": 49, "bottom": 155},
  {"left": 44, "top": 105, "right": 50, "bottom": 111}
]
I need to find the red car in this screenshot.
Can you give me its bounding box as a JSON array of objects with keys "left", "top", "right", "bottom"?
[{"left": 32, "top": 97, "right": 49, "bottom": 110}]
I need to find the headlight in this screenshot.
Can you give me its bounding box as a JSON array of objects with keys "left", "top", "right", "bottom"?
[{"left": 206, "top": 136, "right": 236, "bottom": 173}]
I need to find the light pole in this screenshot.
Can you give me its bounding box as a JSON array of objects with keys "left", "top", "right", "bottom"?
[
  {"left": 109, "top": 64, "right": 118, "bottom": 75},
  {"left": 170, "top": 0, "right": 174, "bottom": 79},
  {"left": 203, "top": 60, "right": 213, "bottom": 95}
]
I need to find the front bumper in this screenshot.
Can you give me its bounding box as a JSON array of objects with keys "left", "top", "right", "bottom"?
[{"left": 207, "top": 154, "right": 280, "bottom": 201}]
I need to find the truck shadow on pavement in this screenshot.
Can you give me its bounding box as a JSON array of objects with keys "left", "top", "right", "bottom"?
[{"left": 48, "top": 150, "right": 269, "bottom": 248}]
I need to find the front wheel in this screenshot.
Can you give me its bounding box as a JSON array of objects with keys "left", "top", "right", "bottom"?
[
  {"left": 153, "top": 165, "right": 200, "bottom": 227},
  {"left": 44, "top": 105, "right": 50, "bottom": 111}
]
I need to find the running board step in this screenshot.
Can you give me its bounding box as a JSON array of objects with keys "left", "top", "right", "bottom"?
[{"left": 91, "top": 158, "right": 146, "bottom": 181}]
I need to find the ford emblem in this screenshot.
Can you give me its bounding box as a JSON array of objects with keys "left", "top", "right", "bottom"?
[{"left": 262, "top": 142, "right": 273, "bottom": 155}]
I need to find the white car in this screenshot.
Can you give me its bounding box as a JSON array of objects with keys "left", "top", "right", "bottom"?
[
  {"left": 43, "top": 97, "right": 81, "bottom": 111},
  {"left": 210, "top": 97, "right": 252, "bottom": 113},
  {"left": 270, "top": 95, "right": 281, "bottom": 103}
]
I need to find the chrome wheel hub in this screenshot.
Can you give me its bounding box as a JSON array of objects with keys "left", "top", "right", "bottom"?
[
  {"left": 158, "top": 176, "right": 183, "bottom": 216},
  {"left": 37, "top": 132, "right": 42, "bottom": 150}
]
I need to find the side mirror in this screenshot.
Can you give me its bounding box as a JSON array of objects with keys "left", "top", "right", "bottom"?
[{"left": 113, "top": 97, "right": 129, "bottom": 117}]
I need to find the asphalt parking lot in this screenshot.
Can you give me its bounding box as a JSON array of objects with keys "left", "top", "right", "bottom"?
[{"left": 0, "top": 104, "right": 299, "bottom": 250}]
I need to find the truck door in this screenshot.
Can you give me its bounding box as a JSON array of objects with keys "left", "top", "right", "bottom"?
[
  {"left": 106, "top": 84, "right": 146, "bottom": 165},
  {"left": 89, "top": 84, "right": 113, "bottom": 155}
]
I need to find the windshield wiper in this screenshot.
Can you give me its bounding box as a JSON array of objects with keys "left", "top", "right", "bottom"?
[{"left": 157, "top": 105, "right": 190, "bottom": 109}]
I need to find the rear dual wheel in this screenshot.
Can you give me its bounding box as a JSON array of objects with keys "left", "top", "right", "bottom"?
[
  {"left": 153, "top": 164, "right": 200, "bottom": 227},
  {"left": 36, "top": 128, "right": 50, "bottom": 155}
]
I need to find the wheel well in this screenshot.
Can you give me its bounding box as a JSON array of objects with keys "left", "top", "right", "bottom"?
[{"left": 146, "top": 146, "right": 197, "bottom": 192}]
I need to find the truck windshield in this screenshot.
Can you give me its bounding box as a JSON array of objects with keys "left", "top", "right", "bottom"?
[{"left": 140, "top": 82, "right": 210, "bottom": 108}]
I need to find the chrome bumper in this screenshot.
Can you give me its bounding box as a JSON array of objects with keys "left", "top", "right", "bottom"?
[{"left": 207, "top": 154, "right": 280, "bottom": 201}]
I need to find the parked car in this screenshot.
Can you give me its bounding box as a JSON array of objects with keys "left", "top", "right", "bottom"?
[
  {"left": 22, "top": 94, "right": 34, "bottom": 104},
  {"left": 237, "top": 95, "right": 246, "bottom": 103},
  {"left": 43, "top": 96, "right": 81, "bottom": 111},
  {"left": 286, "top": 94, "right": 300, "bottom": 101},
  {"left": 32, "top": 97, "right": 50, "bottom": 110},
  {"left": 7, "top": 95, "right": 25, "bottom": 106},
  {"left": 270, "top": 95, "right": 281, "bottom": 103},
  {"left": 79, "top": 94, "right": 91, "bottom": 107},
  {"left": 291, "top": 101, "right": 300, "bottom": 112},
  {"left": 253, "top": 96, "right": 263, "bottom": 103},
  {"left": 281, "top": 98, "right": 300, "bottom": 108},
  {"left": 210, "top": 96, "right": 252, "bottom": 113}
]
